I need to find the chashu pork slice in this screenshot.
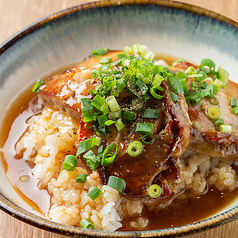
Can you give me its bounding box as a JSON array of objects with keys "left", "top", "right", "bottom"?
[
  {"left": 38, "top": 51, "right": 122, "bottom": 121},
  {"left": 170, "top": 61, "right": 238, "bottom": 160},
  {"left": 99, "top": 81, "right": 191, "bottom": 205}
]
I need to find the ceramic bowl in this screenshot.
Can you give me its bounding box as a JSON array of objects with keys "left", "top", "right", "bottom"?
[{"left": 0, "top": 0, "right": 238, "bottom": 237}]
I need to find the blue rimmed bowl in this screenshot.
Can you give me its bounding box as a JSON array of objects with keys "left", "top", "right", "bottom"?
[{"left": 0, "top": 0, "right": 238, "bottom": 237}]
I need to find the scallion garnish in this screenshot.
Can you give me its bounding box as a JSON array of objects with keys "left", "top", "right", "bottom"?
[
  {"left": 76, "top": 137, "right": 101, "bottom": 156},
  {"left": 75, "top": 174, "right": 88, "bottom": 183},
  {"left": 122, "top": 110, "right": 135, "bottom": 122},
  {"left": 167, "top": 77, "right": 184, "bottom": 94},
  {"left": 170, "top": 92, "right": 178, "bottom": 102},
  {"left": 218, "top": 66, "right": 229, "bottom": 84},
  {"left": 83, "top": 150, "right": 100, "bottom": 170},
  {"left": 214, "top": 118, "right": 224, "bottom": 127},
  {"left": 91, "top": 95, "right": 106, "bottom": 111},
  {"left": 191, "top": 82, "right": 198, "bottom": 91},
  {"left": 199, "top": 59, "right": 216, "bottom": 75},
  {"left": 101, "top": 143, "right": 118, "bottom": 166},
  {"left": 99, "top": 57, "right": 112, "bottom": 64},
  {"left": 148, "top": 184, "right": 162, "bottom": 198},
  {"left": 63, "top": 155, "right": 78, "bottom": 171},
  {"left": 212, "top": 79, "right": 225, "bottom": 88},
  {"left": 92, "top": 47, "right": 109, "bottom": 57},
  {"left": 91, "top": 69, "right": 98, "bottom": 78},
  {"left": 141, "top": 134, "right": 155, "bottom": 144},
  {"left": 231, "top": 98, "right": 237, "bottom": 108},
  {"left": 80, "top": 218, "right": 95, "bottom": 230},
  {"left": 127, "top": 141, "right": 143, "bottom": 157},
  {"left": 192, "top": 120, "right": 202, "bottom": 129},
  {"left": 141, "top": 109, "right": 160, "bottom": 119},
  {"left": 232, "top": 107, "right": 238, "bottom": 115},
  {"left": 107, "top": 176, "right": 125, "bottom": 193},
  {"left": 81, "top": 98, "right": 93, "bottom": 123},
  {"left": 87, "top": 186, "right": 102, "bottom": 201},
  {"left": 220, "top": 124, "right": 232, "bottom": 133},
  {"left": 207, "top": 107, "right": 221, "bottom": 120},
  {"left": 97, "top": 145, "right": 104, "bottom": 159},
  {"left": 135, "top": 123, "right": 153, "bottom": 135},
  {"left": 106, "top": 96, "right": 121, "bottom": 112},
  {"left": 115, "top": 118, "right": 125, "bottom": 131},
  {"left": 32, "top": 79, "right": 44, "bottom": 93},
  {"left": 150, "top": 86, "right": 165, "bottom": 99}
]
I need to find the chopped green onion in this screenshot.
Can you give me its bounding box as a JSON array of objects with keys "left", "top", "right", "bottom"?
[
  {"left": 115, "top": 118, "right": 125, "bottom": 131},
  {"left": 92, "top": 125, "right": 100, "bottom": 136},
  {"left": 80, "top": 218, "right": 95, "bottom": 230},
  {"left": 204, "top": 85, "right": 214, "bottom": 98},
  {"left": 170, "top": 92, "right": 178, "bottom": 103},
  {"left": 127, "top": 141, "right": 143, "bottom": 157},
  {"left": 83, "top": 150, "right": 100, "bottom": 170},
  {"left": 97, "top": 114, "right": 108, "bottom": 127},
  {"left": 101, "top": 103, "right": 109, "bottom": 115},
  {"left": 136, "top": 79, "right": 148, "bottom": 95},
  {"left": 141, "top": 134, "right": 155, "bottom": 144},
  {"left": 101, "top": 143, "right": 118, "bottom": 166},
  {"left": 232, "top": 107, "right": 238, "bottom": 115},
  {"left": 148, "top": 184, "right": 162, "bottom": 198},
  {"left": 210, "top": 97, "right": 219, "bottom": 105},
  {"left": 92, "top": 48, "right": 109, "bottom": 57},
  {"left": 76, "top": 137, "right": 101, "bottom": 156},
  {"left": 207, "top": 107, "right": 221, "bottom": 120},
  {"left": 220, "top": 124, "right": 232, "bottom": 133},
  {"left": 212, "top": 79, "right": 225, "bottom": 88},
  {"left": 135, "top": 123, "right": 153, "bottom": 135},
  {"left": 91, "top": 95, "right": 106, "bottom": 111},
  {"left": 200, "top": 82, "right": 208, "bottom": 89},
  {"left": 98, "top": 145, "right": 104, "bottom": 159},
  {"left": 106, "top": 96, "right": 121, "bottom": 112},
  {"left": 87, "top": 186, "right": 102, "bottom": 201},
  {"left": 99, "top": 64, "right": 113, "bottom": 74},
  {"left": 195, "top": 71, "right": 207, "bottom": 82},
  {"left": 199, "top": 59, "right": 216, "bottom": 75},
  {"left": 81, "top": 98, "right": 93, "bottom": 123},
  {"left": 123, "top": 110, "right": 135, "bottom": 122},
  {"left": 91, "top": 69, "right": 98, "bottom": 78},
  {"left": 176, "top": 71, "right": 188, "bottom": 80},
  {"left": 107, "top": 176, "right": 125, "bottom": 193},
  {"left": 191, "top": 82, "right": 198, "bottom": 91},
  {"left": 99, "top": 57, "right": 112, "bottom": 64},
  {"left": 141, "top": 109, "right": 160, "bottom": 119},
  {"left": 185, "top": 91, "right": 203, "bottom": 106},
  {"left": 139, "top": 45, "right": 149, "bottom": 53},
  {"left": 144, "top": 51, "right": 156, "bottom": 61},
  {"left": 179, "top": 78, "right": 188, "bottom": 93},
  {"left": 63, "top": 155, "right": 78, "bottom": 171},
  {"left": 214, "top": 118, "right": 224, "bottom": 127},
  {"left": 84, "top": 122, "right": 93, "bottom": 129},
  {"left": 150, "top": 86, "right": 165, "bottom": 99},
  {"left": 152, "top": 74, "right": 163, "bottom": 87},
  {"left": 104, "top": 119, "right": 116, "bottom": 126},
  {"left": 185, "top": 66, "right": 198, "bottom": 75},
  {"left": 218, "top": 66, "right": 229, "bottom": 84},
  {"left": 167, "top": 77, "right": 184, "bottom": 94},
  {"left": 192, "top": 120, "right": 202, "bottom": 129},
  {"left": 117, "top": 78, "right": 126, "bottom": 92},
  {"left": 75, "top": 174, "right": 88, "bottom": 183},
  {"left": 231, "top": 98, "right": 237, "bottom": 108},
  {"left": 124, "top": 46, "right": 133, "bottom": 55},
  {"left": 108, "top": 110, "right": 122, "bottom": 120},
  {"left": 32, "top": 79, "right": 44, "bottom": 93}
]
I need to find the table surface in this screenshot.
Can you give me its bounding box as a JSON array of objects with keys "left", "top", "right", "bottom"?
[{"left": 0, "top": 0, "right": 238, "bottom": 237}]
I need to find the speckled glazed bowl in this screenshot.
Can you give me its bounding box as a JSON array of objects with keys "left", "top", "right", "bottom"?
[{"left": 1, "top": 0, "right": 238, "bottom": 237}]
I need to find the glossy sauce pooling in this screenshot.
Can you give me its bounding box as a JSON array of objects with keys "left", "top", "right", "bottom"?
[{"left": 1, "top": 55, "right": 238, "bottom": 230}]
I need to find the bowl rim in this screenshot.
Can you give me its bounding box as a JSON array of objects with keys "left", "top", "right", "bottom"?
[{"left": 1, "top": 0, "right": 238, "bottom": 237}]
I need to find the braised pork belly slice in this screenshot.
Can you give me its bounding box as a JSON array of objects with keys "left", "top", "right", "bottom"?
[
  {"left": 99, "top": 81, "right": 191, "bottom": 205},
  {"left": 188, "top": 81, "right": 238, "bottom": 160},
  {"left": 38, "top": 51, "right": 122, "bottom": 121},
  {"left": 170, "top": 61, "right": 238, "bottom": 160}
]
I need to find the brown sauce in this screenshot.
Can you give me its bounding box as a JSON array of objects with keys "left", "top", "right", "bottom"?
[{"left": 1, "top": 54, "right": 238, "bottom": 230}]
